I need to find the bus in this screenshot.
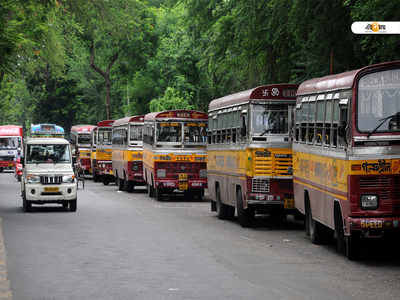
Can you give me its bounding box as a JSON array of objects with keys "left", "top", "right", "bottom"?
[
  {"left": 143, "top": 110, "right": 208, "bottom": 200},
  {"left": 0, "top": 125, "right": 23, "bottom": 172},
  {"left": 90, "top": 126, "right": 98, "bottom": 181},
  {"left": 293, "top": 61, "right": 400, "bottom": 259},
  {"left": 207, "top": 84, "right": 298, "bottom": 227},
  {"left": 112, "top": 115, "right": 145, "bottom": 192},
  {"left": 21, "top": 124, "right": 77, "bottom": 212},
  {"left": 95, "top": 120, "right": 114, "bottom": 185},
  {"left": 70, "top": 125, "right": 96, "bottom": 175}
]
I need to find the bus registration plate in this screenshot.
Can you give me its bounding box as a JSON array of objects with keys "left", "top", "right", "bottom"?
[
  {"left": 44, "top": 187, "right": 59, "bottom": 193},
  {"left": 284, "top": 198, "right": 294, "bottom": 209},
  {"left": 179, "top": 182, "right": 188, "bottom": 190}
]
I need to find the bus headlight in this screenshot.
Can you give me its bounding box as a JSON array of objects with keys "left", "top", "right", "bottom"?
[
  {"left": 63, "top": 175, "right": 75, "bottom": 183},
  {"left": 361, "top": 195, "right": 378, "bottom": 210},
  {"left": 199, "top": 169, "right": 207, "bottom": 178},
  {"left": 157, "top": 169, "right": 166, "bottom": 178},
  {"left": 26, "top": 174, "right": 40, "bottom": 184}
]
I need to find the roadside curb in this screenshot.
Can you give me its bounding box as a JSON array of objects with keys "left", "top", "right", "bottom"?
[{"left": 0, "top": 219, "right": 12, "bottom": 299}]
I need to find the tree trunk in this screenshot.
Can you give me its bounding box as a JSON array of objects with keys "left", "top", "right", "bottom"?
[{"left": 89, "top": 42, "right": 119, "bottom": 120}]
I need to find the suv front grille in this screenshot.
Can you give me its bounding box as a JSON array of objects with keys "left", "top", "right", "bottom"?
[{"left": 40, "top": 176, "right": 62, "bottom": 185}]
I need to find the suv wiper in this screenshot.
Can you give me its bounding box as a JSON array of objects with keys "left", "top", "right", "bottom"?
[{"left": 367, "top": 112, "right": 400, "bottom": 138}]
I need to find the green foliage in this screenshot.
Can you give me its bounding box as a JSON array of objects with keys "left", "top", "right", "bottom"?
[{"left": 149, "top": 87, "right": 193, "bottom": 112}]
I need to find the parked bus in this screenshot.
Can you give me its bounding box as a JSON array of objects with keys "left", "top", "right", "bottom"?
[
  {"left": 21, "top": 124, "right": 77, "bottom": 212},
  {"left": 70, "top": 125, "right": 96, "bottom": 175},
  {"left": 207, "top": 84, "right": 298, "bottom": 227},
  {"left": 95, "top": 120, "right": 114, "bottom": 185},
  {"left": 0, "top": 125, "right": 23, "bottom": 172},
  {"left": 90, "top": 126, "right": 98, "bottom": 181},
  {"left": 143, "top": 110, "right": 208, "bottom": 200},
  {"left": 112, "top": 115, "right": 145, "bottom": 192},
  {"left": 293, "top": 61, "right": 400, "bottom": 259}
]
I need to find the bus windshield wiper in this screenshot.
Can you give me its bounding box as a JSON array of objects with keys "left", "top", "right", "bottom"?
[
  {"left": 259, "top": 129, "right": 270, "bottom": 136},
  {"left": 367, "top": 112, "right": 400, "bottom": 138}
]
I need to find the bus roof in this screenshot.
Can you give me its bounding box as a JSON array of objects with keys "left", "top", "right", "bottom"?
[
  {"left": 70, "top": 125, "right": 96, "bottom": 133},
  {"left": 144, "top": 110, "right": 208, "bottom": 121},
  {"left": 97, "top": 120, "right": 114, "bottom": 127},
  {"left": 113, "top": 115, "right": 144, "bottom": 127},
  {"left": 0, "top": 125, "right": 23, "bottom": 136},
  {"left": 27, "top": 137, "right": 69, "bottom": 145},
  {"left": 297, "top": 60, "right": 400, "bottom": 96},
  {"left": 209, "top": 84, "right": 298, "bottom": 112}
]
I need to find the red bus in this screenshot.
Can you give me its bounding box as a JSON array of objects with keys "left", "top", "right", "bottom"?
[
  {"left": 293, "top": 61, "right": 400, "bottom": 259},
  {"left": 0, "top": 125, "right": 23, "bottom": 172},
  {"left": 70, "top": 125, "right": 96, "bottom": 175},
  {"left": 94, "top": 120, "right": 114, "bottom": 185},
  {"left": 112, "top": 115, "right": 145, "bottom": 192},
  {"left": 143, "top": 110, "right": 208, "bottom": 200}
]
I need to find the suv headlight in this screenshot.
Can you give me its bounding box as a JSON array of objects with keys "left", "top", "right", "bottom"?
[
  {"left": 361, "top": 194, "right": 378, "bottom": 210},
  {"left": 63, "top": 175, "right": 75, "bottom": 183},
  {"left": 157, "top": 169, "right": 166, "bottom": 178},
  {"left": 26, "top": 174, "right": 40, "bottom": 184},
  {"left": 199, "top": 169, "right": 207, "bottom": 178}
]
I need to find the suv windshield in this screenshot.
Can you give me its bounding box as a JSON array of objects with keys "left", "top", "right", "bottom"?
[
  {"left": 252, "top": 104, "right": 289, "bottom": 135},
  {"left": 0, "top": 137, "right": 20, "bottom": 150},
  {"left": 358, "top": 69, "right": 400, "bottom": 133},
  {"left": 27, "top": 144, "right": 71, "bottom": 163},
  {"left": 98, "top": 128, "right": 112, "bottom": 145}
]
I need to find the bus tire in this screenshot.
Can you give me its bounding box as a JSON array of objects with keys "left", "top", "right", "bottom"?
[
  {"left": 345, "top": 234, "right": 361, "bottom": 260},
  {"left": 0, "top": 168, "right": 3, "bottom": 173},
  {"left": 147, "top": 184, "right": 154, "bottom": 198},
  {"left": 127, "top": 182, "right": 134, "bottom": 193},
  {"left": 211, "top": 200, "right": 217, "bottom": 212},
  {"left": 216, "top": 185, "right": 234, "bottom": 220},
  {"left": 103, "top": 178, "right": 110, "bottom": 185},
  {"left": 117, "top": 177, "right": 124, "bottom": 191},
  {"left": 69, "top": 199, "right": 77, "bottom": 212},
  {"left": 236, "top": 188, "right": 254, "bottom": 227},
  {"left": 155, "top": 188, "right": 163, "bottom": 201},
  {"left": 334, "top": 204, "right": 346, "bottom": 254},
  {"left": 306, "top": 202, "right": 325, "bottom": 244}
]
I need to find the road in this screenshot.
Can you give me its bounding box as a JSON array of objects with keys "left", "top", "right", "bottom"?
[{"left": 0, "top": 172, "right": 400, "bottom": 300}]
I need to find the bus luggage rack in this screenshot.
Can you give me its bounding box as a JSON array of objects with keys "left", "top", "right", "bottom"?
[
  {"left": 252, "top": 178, "right": 270, "bottom": 193},
  {"left": 40, "top": 176, "right": 62, "bottom": 185}
]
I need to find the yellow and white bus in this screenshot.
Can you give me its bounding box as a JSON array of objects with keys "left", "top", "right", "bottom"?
[
  {"left": 95, "top": 120, "right": 114, "bottom": 185},
  {"left": 70, "top": 124, "right": 96, "bottom": 175},
  {"left": 90, "top": 126, "right": 98, "bottom": 181},
  {"left": 143, "top": 110, "right": 208, "bottom": 200},
  {"left": 112, "top": 115, "right": 145, "bottom": 192},
  {"left": 293, "top": 61, "right": 400, "bottom": 259},
  {"left": 207, "top": 84, "right": 298, "bottom": 227}
]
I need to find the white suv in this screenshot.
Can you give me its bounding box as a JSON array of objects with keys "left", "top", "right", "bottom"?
[{"left": 21, "top": 137, "right": 77, "bottom": 212}]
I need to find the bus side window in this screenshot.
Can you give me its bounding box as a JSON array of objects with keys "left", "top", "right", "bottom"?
[
  {"left": 241, "top": 113, "right": 247, "bottom": 141},
  {"left": 232, "top": 128, "right": 237, "bottom": 143}
]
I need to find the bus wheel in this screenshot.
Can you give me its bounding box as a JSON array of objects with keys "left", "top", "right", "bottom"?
[
  {"left": 155, "top": 187, "right": 163, "bottom": 201},
  {"left": 117, "top": 177, "right": 125, "bottom": 191},
  {"left": 345, "top": 234, "right": 361, "bottom": 260},
  {"left": 236, "top": 189, "right": 254, "bottom": 227},
  {"left": 0, "top": 168, "right": 3, "bottom": 173},
  {"left": 216, "top": 186, "right": 234, "bottom": 220},
  {"left": 147, "top": 184, "right": 154, "bottom": 198},
  {"left": 127, "top": 182, "right": 134, "bottom": 193},
  {"left": 306, "top": 203, "right": 325, "bottom": 244}
]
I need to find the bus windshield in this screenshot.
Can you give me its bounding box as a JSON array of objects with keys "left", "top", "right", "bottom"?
[
  {"left": 26, "top": 144, "right": 71, "bottom": 164},
  {"left": 78, "top": 134, "right": 91, "bottom": 145},
  {"left": 252, "top": 104, "right": 289, "bottom": 135},
  {"left": 156, "top": 122, "right": 182, "bottom": 143},
  {"left": 184, "top": 122, "right": 207, "bottom": 144},
  {"left": 98, "top": 128, "right": 112, "bottom": 145},
  {"left": 0, "top": 137, "right": 20, "bottom": 150},
  {"left": 358, "top": 69, "right": 400, "bottom": 133},
  {"left": 129, "top": 125, "right": 143, "bottom": 143}
]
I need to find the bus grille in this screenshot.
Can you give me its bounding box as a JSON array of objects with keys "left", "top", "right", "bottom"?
[
  {"left": 252, "top": 178, "right": 270, "bottom": 193},
  {"left": 40, "top": 176, "right": 62, "bottom": 185}
]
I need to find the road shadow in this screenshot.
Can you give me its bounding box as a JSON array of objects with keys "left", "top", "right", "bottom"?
[{"left": 20, "top": 205, "right": 72, "bottom": 213}]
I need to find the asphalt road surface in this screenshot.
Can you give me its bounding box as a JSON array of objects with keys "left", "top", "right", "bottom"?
[{"left": 1, "top": 171, "right": 400, "bottom": 300}]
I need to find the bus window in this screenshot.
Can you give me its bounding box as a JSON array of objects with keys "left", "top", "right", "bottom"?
[
  {"left": 184, "top": 122, "right": 206, "bottom": 143},
  {"left": 157, "top": 122, "right": 182, "bottom": 143}
]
